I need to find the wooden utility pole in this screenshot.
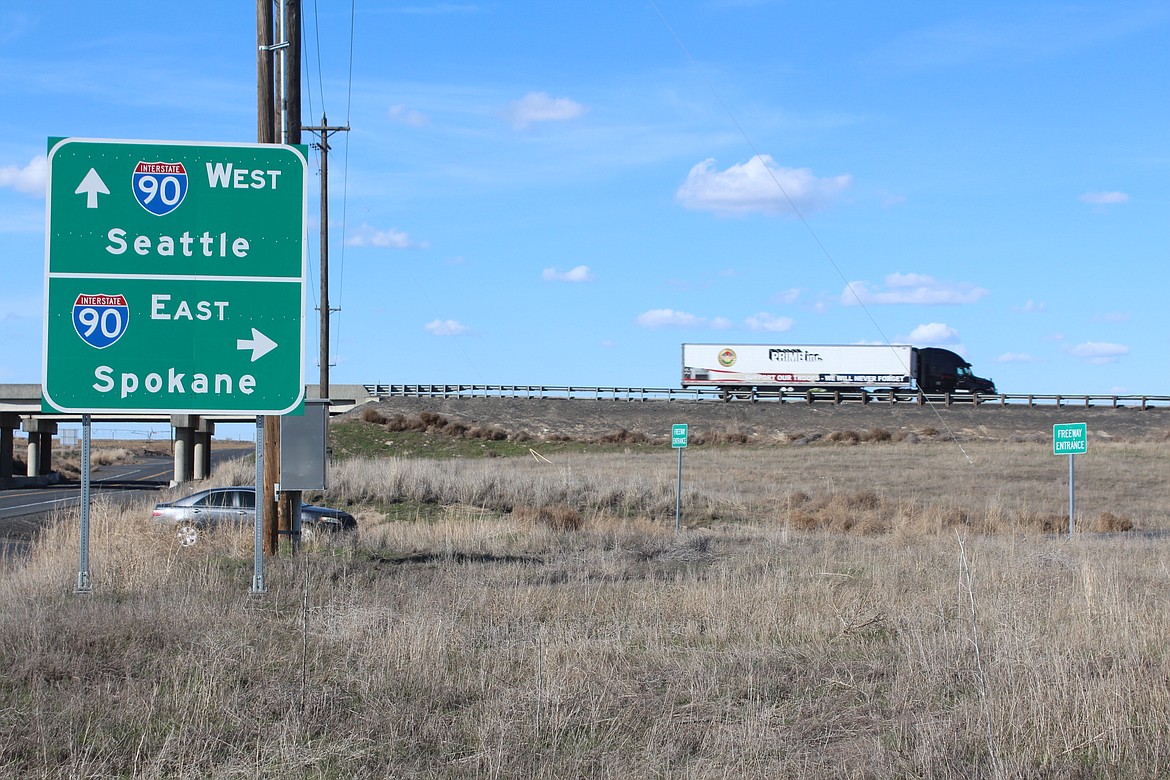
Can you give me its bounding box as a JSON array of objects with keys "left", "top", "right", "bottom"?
[
  {"left": 257, "top": 0, "right": 274, "bottom": 146},
  {"left": 280, "top": 0, "right": 302, "bottom": 551},
  {"left": 258, "top": 0, "right": 301, "bottom": 554},
  {"left": 302, "top": 114, "right": 349, "bottom": 400},
  {"left": 257, "top": 0, "right": 279, "bottom": 555}
]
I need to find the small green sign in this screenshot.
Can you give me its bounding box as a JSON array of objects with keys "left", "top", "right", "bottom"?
[
  {"left": 42, "top": 137, "right": 307, "bottom": 415},
  {"left": 672, "top": 423, "right": 688, "bottom": 448},
  {"left": 1053, "top": 423, "right": 1087, "bottom": 455}
]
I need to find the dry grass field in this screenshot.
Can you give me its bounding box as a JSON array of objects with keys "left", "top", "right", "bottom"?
[{"left": 2, "top": 409, "right": 1170, "bottom": 778}]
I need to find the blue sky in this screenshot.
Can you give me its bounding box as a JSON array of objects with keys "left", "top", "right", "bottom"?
[{"left": 2, "top": 1, "right": 1168, "bottom": 400}]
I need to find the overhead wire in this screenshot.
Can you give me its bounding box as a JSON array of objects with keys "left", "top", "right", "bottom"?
[
  {"left": 298, "top": 0, "right": 353, "bottom": 380},
  {"left": 648, "top": 0, "right": 973, "bottom": 464},
  {"left": 333, "top": 0, "right": 357, "bottom": 366}
]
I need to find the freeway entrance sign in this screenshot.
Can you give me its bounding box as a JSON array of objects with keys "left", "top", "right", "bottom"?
[
  {"left": 1052, "top": 422, "right": 1087, "bottom": 455},
  {"left": 42, "top": 138, "right": 307, "bottom": 415}
]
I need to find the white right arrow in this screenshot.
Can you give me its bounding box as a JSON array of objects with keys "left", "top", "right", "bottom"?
[
  {"left": 75, "top": 168, "right": 109, "bottom": 208},
  {"left": 237, "top": 328, "right": 278, "bottom": 362}
]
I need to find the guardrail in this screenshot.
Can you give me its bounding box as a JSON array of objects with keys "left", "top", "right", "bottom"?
[{"left": 362, "top": 384, "right": 1170, "bottom": 409}]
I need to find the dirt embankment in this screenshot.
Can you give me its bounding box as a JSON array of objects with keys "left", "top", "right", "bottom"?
[{"left": 344, "top": 397, "right": 1170, "bottom": 444}]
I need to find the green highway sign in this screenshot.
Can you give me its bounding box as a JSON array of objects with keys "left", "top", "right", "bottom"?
[
  {"left": 672, "top": 423, "right": 689, "bottom": 448},
  {"left": 1053, "top": 422, "right": 1087, "bottom": 455},
  {"left": 42, "top": 138, "right": 307, "bottom": 415}
]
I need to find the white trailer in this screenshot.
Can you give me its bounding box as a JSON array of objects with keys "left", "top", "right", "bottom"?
[{"left": 681, "top": 344, "right": 915, "bottom": 390}]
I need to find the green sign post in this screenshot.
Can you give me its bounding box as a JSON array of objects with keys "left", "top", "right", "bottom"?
[
  {"left": 42, "top": 137, "right": 307, "bottom": 415},
  {"left": 1053, "top": 422, "right": 1087, "bottom": 535},
  {"left": 672, "top": 423, "right": 688, "bottom": 532}
]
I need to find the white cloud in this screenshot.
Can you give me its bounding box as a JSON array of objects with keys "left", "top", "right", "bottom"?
[
  {"left": 424, "top": 319, "right": 469, "bottom": 336},
  {"left": 907, "top": 322, "right": 960, "bottom": 345},
  {"left": 388, "top": 104, "right": 429, "bottom": 127},
  {"left": 0, "top": 155, "right": 46, "bottom": 196},
  {"left": 542, "top": 265, "right": 594, "bottom": 282},
  {"left": 636, "top": 309, "right": 700, "bottom": 328},
  {"left": 506, "top": 92, "right": 585, "bottom": 130},
  {"left": 772, "top": 288, "right": 801, "bottom": 305},
  {"left": 1015, "top": 299, "right": 1046, "bottom": 313},
  {"left": 745, "top": 312, "right": 794, "bottom": 332},
  {"left": 844, "top": 273, "right": 987, "bottom": 305},
  {"left": 346, "top": 223, "right": 428, "bottom": 249},
  {"left": 1079, "top": 191, "right": 1129, "bottom": 205},
  {"left": 1092, "top": 311, "right": 1131, "bottom": 323},
  {"left": 635, "top": 309, "right": 734, "bottom": 329},
  {"left": 997, "top": 352, "right": 1040, "bottom": 363},
  {"left": 1067, "top": 341, "right": 1128, "bottom": 363},
  {"left": 675, "top": 154, "right": 851, "bottom": 217}
]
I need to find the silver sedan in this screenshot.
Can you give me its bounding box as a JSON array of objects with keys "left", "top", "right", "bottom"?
[{"left": 152, "top": 486, "right": 356, "bottom": 546}]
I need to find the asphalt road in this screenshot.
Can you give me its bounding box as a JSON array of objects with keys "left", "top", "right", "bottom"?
[{"left": 0, "top": 447, "right": 253, "bottom": 561}]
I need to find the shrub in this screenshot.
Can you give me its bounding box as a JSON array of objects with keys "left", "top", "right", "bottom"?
[
  {"left": 1095, "top": 511, "right": 1134, "bottom": 532},
  {"left": 827, "top": 430, "right": 861, "bottom": 444},
  {"left": 512, "top": 504, "right": 583, "bottom": 531},
  {"left": 360, "top": 406, "right": 387, "bottom": 425}
]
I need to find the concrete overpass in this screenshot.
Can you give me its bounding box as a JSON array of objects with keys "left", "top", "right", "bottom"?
[{"left": 0, "top": 384, "right": 374, "bottom": 487}]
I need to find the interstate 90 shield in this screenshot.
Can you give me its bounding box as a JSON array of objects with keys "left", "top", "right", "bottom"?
[
  {"left": 132, "top": 161, "right": 188, "bottom": 216},
  {"left": 72, "top": 293, "right": 129, "bottom": 349}
]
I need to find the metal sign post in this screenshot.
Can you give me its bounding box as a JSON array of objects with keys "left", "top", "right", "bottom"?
[
  {"left": 1053, "top": 423, "right": 1087, "bottom": 535},
  {"left": 672, "top": 423, "right": 688, "bottom": 533},
  {"left": 76, "top": 414, "right": 92, "bottom": 593},
  {"left": 252, "top": 416, "right": 266, "bottom": 594}
]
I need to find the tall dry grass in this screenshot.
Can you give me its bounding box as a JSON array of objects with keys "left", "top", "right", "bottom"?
[
  {"left": 2, "top": 439, "right": 1169, "bottom": 777},
  {"left": 323, "top": 439, "right": 1164, "bottom": 534}
]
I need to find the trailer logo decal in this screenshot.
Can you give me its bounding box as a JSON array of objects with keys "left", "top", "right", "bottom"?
[
  {"left": 718, "top": 348, "right": 736, "bottom": 367},
  {"left": 768, "top": 348, "right": 823, "bottom": 362}
]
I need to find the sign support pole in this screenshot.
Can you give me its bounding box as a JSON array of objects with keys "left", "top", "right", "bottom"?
[
  {"left": 76, "top": 413, "right": 92, "bottom": 593},
  {"left": 252, "top": 416, "right": 267, "bottom": 594},
  {"left": 1052, "top": 422, "right": 1086, "bottom": 537},
  {"left": 671, "top": 423, "right": 688, "bottom": 533}
]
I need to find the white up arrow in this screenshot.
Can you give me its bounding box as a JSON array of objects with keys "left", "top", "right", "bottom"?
[
  {"left": 74, "top": 168, "right": 109, "bottom": 208},
  {"left": 237, "top": 328, "right": 278, "bottom": 362}
]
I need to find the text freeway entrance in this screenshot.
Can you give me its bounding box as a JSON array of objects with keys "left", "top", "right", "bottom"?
[{"left": 42, "top": 138, "right": 307, "bottom": 415}]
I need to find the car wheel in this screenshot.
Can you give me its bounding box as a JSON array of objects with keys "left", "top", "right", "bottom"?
[{"left": 176, "top": 523, "right": 200, "bottom": 547}]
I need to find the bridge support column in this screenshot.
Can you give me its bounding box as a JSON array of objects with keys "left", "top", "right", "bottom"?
[
  {"left": 193, "top": 419, "right": 214, "bottom": 480},
  {"left": 0, "top": 412, "right": 19, "bottom": 479},
  {"left": 170, "top": 415, "right": 198, "bottom": 485},
  {"left": 21, "top": 418, "right": 57, "bottom": 477}
]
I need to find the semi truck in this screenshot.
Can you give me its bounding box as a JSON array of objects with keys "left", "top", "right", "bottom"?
[{"left": 681, "top": 343, "right": 996, "bottom": 395}]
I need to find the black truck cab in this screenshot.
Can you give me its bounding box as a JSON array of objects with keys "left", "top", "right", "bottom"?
[{"left": 916, "top": 347, "right": 997, "bottom": 394}]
